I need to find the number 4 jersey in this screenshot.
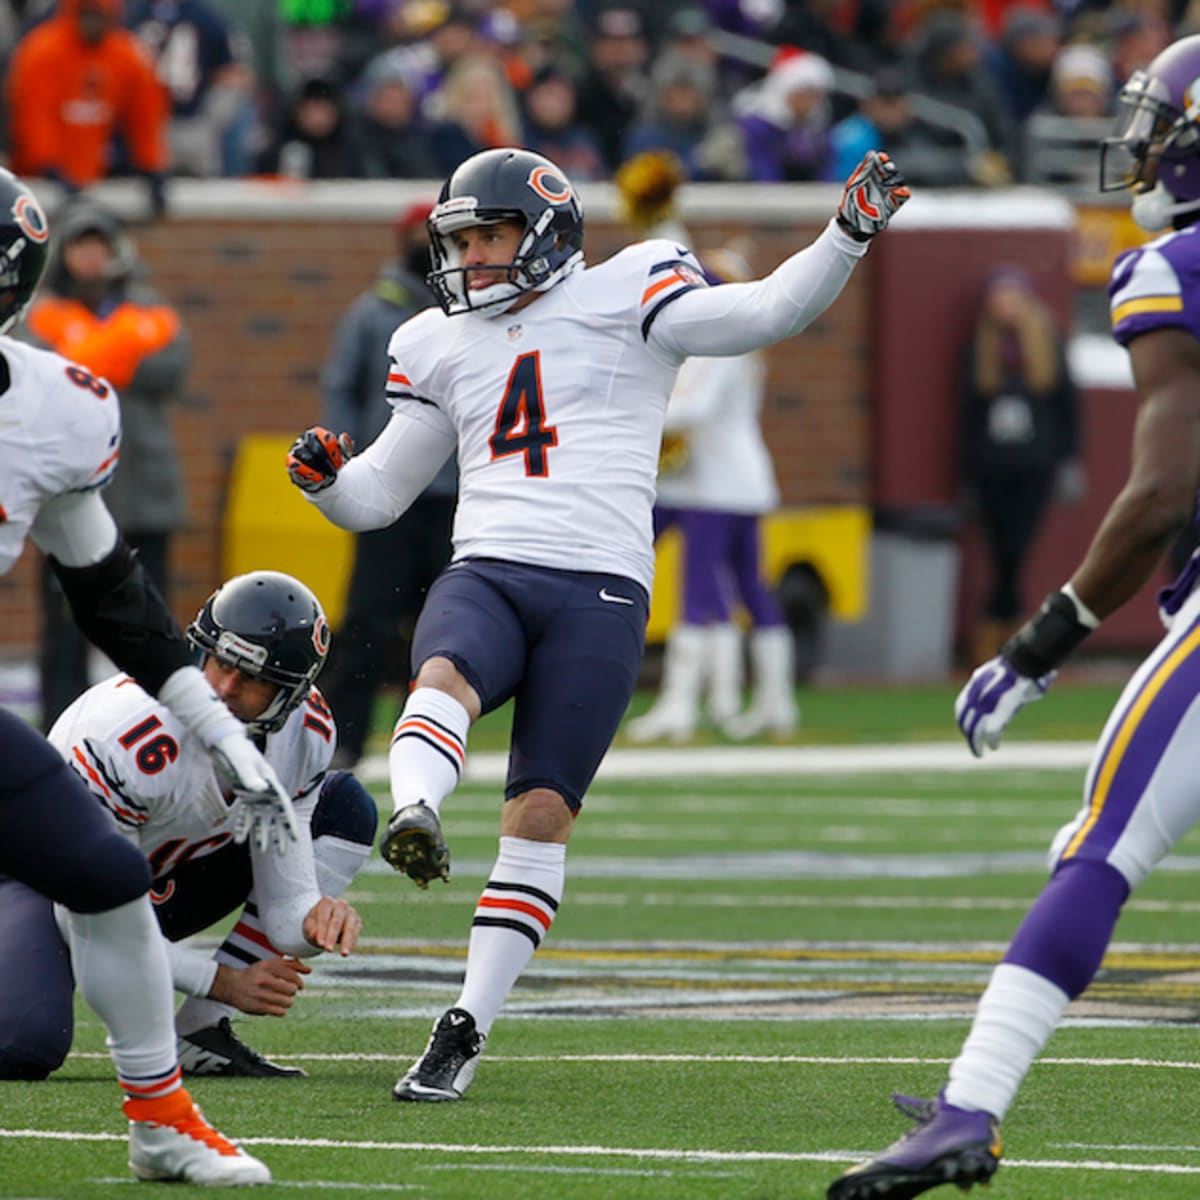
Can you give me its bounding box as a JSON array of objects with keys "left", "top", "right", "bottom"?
[
  {"left": 384, "top": 239, "right": 708, "bottom": 593},
  {"left": 0, "top": 338, "right": 121, "bottom": 574}
]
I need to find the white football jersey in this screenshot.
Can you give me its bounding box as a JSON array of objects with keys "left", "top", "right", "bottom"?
[
  {"left": 385, "top": 239, "right": 706, "bottom": 591},
  {"left": 657, "top": 351, "right": 780, "bottom": 514},
  {"left": 0, "top": 337, "right": 120, "bottom": 573},
  {"left": 48, "top": 673, "right": 334, "bottom": 892}
]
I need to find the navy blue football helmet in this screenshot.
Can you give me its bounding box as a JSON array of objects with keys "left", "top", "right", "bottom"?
[
  {"left": 187, "top": 571, "right": 330, "bottom": 735},
  {"left": 426, "top": 148, "right": 584, "bottom": 317},
  {"left": 0, "top": 169, "right": 49, "bottom": 334}
]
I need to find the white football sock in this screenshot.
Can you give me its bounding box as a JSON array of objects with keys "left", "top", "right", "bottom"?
[
  {"left": 456, "top": 837, "right": 565, "bottom": 1035},
  {"left": 64, "top": 897, "right": 181, "bottom": 1099},
  {"left": 388, "top": 687, "right": 470, "bottom": 817},
  {"left": 945, "top": 962, "right": 1071, "bottom": 1119}
]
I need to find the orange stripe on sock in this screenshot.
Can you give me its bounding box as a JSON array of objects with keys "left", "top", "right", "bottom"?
[
  {"left": 477, "top": 895, "right": 553, "bottom": 930},
  {"left": 395, "top": 718, "right": 464, "bottom": 763},
  {"left": 120, "top": 1065, "right": 182, "bottom": 1097}
]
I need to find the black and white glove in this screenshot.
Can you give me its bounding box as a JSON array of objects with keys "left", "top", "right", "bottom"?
[
  {"left": 158, "top": 666, "right": 300, "bottom": 854},
  {"left": 210, "top": 731, "right": 299, "bottom": 855},
  {"left": 287, "top": 426, "right": 354, "bottom": 494},
  {"left": 836, "top": 151, "right": 911, "bottom": 241}
]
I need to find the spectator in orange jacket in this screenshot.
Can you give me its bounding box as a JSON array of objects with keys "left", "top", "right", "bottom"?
[{"left": 6, "top": 0, "right": 171, "bottom": 213}]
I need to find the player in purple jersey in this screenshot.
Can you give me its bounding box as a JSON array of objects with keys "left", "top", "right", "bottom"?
[
  {"left": 830, "top": 33, "right": 1200, "bottom": 1200},
  {"left": 288, "top": 145, "right": 910, "bottom": 1104}
]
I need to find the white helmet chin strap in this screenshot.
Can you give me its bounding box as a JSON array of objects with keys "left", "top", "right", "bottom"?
[
  {"left": 466, "top": 279, "right": 525, "bottom": 317},
  {"left": 1131, "top": 182, "right": 1200, "bottom": 231}
]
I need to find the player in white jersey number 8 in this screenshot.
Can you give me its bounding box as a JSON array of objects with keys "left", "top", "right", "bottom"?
[
  {"left": 0, "top": 167, "right": 276, "bottom": 1184},
  {"left": 287, "top": 146, "right": 909, "bottom": 1103}
]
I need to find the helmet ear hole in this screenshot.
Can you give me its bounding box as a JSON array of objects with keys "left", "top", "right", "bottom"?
[{"left": 0, "top": 170, "right": 50, "bottom": 334}]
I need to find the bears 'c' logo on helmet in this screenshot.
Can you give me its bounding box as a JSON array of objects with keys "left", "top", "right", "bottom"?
[
  {"left": 13, "top": 194, "right": 48, "bottom": 244},
  {"left": 527, "top": 166, "right": 572, "bottom": 205},
  {"left": 312, "top": 613, "right": 331, "bottom": 658}
]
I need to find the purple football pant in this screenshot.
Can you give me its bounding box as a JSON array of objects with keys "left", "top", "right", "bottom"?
[{"left": 672, "top": 509, "right": 783, "bottom": 627}]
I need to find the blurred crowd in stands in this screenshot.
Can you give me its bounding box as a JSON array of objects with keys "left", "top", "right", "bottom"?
[{"left": 0, "top": 0, "right": 1195, "bottom": 206}]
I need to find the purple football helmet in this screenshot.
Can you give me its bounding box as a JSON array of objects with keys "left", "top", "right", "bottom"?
[{"left": 1101, "top": 35, "right": 1200, "bottom": 225}]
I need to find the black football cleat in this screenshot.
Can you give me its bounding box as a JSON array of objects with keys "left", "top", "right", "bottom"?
[
  {"left": 177, "top": 1018, "right": 306, "bottom": 1078},
  {"left": 380, "top": 801, "right": 450, "bottom": 888},
  {"left": 393, "top": 1007, "right": 485, "bottom": 1102}
]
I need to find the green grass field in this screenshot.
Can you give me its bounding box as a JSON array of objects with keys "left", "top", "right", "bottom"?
[{"left": 9, "top": 678, "right": 1200, "bottom": 1199}]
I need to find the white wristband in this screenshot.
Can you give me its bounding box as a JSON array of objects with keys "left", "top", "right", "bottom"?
[
  {"left": 164, "top": 939, "right": 220, "bottom": 999},
  {"left": 1061, "top": 582, "right": 1101, "bottom": 630},
  {"left": 158, "top": 665, "right": 243, "bottom": 749}
]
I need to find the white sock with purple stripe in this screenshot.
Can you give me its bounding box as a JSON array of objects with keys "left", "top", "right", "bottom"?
[
  {"left": 388, "top": 687, "right": 470, "bottom": 817},
  {"left": 455, "top": 836, "right": 565, "bottom": 1035}
]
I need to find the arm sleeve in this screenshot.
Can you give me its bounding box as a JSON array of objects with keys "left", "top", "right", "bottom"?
[
  {"left": 306, "top": 406, "right": 457, "bottom": 532},
  {"left": 650, "top": 219, "right": 868, "bottom": 359},
  {"left": 33, "top": 496, "right": 193, "bottom": 695},
  {"left": 164, "top": 939, "right": 220, "bottom": 999},
  {"left": 250, "top": 781, "right": 323, "bottom": 958}
]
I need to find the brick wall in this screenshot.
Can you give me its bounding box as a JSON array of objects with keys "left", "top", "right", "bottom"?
[{"left": 2, "top": 194, "right": 870, "bottom": 653}]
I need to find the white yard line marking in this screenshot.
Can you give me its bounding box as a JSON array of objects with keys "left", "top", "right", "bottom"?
[
  {"left": 94, "top": 1180, "right": 421, "bottom": 1192},
  {"left": 1055, "top": 1143, "right": 1200, "bottom": 1153},
  {"left": 64, "top": 1052, "right": 1200, "bottom": 1068},
  {"left": 7, "top": 1129, "right": 1200, "bottom": 1175},
  {"left": 357, "top": 742, "right": 1096, "bottom": 785}
]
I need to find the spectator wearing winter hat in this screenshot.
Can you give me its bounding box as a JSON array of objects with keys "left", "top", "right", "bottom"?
[
  {"left": 984, "top": 5, "right": 1062, "bottom": 122},
  {"left": 904, "top": 11, "right": 1018, "bottom": 186},
  {"left": 575, "top": 6, "right": 652, "bottom": 173},
  {"left": 830, "top": 64, "right": 973, "bottom": 186},
  {"left": 347, "top": 52, "right": 446, "bottom": 178},
  {"left": 1022, "top": 43, "right": 1114, "bottom": 185},
  {"left": 257, "top": 75, "right": 357, "bottom": 178},
  {"left": 624, "top": 49, "right": 744, "bottom": 180},
  {"left": 1047, "top": 43, "right": 1113, "bottom": 119},
  {"left": 732, "top": 49, "right": 837, "bottom": 182},
  {"left": 520, "top": 66, "right": 607, "bottom": 182}
]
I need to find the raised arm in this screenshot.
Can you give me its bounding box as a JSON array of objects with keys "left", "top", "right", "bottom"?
[{"left": 651, "top": 151, "right": 909, "bottom": 360}]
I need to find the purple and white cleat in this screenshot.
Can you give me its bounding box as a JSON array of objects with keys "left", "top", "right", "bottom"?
[{"left": 827, "top": 1090, "right": 1002, "bottom": 1199}]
